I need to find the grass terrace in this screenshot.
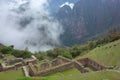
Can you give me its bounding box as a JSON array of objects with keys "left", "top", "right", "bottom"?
[
  {"left": 77, "top": 39, "right": 120, "bottom": 67},
  {"left": 0, "top": 69, "right": 24, "bottom": 80},
  {"left": 4, "top": 54, "right": 15, "bottom": 60},
  {"left": 20, "top": 70, "right": 120, "bottom": 80},
  {"left": 45, "top": 68, "right": 81, "bottom": 80}
]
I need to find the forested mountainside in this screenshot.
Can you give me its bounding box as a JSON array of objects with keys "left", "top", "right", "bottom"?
[{"left": 56, "top": 0, "right": 120, "bottom": 46}]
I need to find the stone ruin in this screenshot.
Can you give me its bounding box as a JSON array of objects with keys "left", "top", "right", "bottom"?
[
  {"left": 5, "top": 58, "right": 23, "bottom": 65},
  {"left": 28, "top": 56, "right": 107, "bottom": 77},
  {"left": 0, "top": 55, "right": 37, "bottom": 72},
  {"left": 0, "top": 54, "right": 5, "bottom": 58},
  {"left": 77, "top": 58, "right": 107, "bottom": 71},
  {"left": 0, "top": 54, "right": 108, "bottom": 77},
  {"left": 51, "top": 56, "right": 71, "bottom": 67},
  {"left": 40, "top": 61, "right": 50, "bottom": 70}
]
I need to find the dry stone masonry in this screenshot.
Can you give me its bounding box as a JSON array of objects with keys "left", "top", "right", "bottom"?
[
  {"left": 28, "top": 56, "right": 107, "bottom": 77},
  {"left": 0, "top": 55, "right": 108, "bottom": 77},
  {"left": 0, "top": 55, "right": 37, "bottom": 72}
]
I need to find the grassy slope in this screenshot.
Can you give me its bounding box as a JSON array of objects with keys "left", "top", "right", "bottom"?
[
  {"left": 46, "top": 68, "right": 81, "bottom": 80},
  {"left": 0, "top": 69, "right": 24, "bottom": 80},
  {"left": 42, "top": 39, "right": 120, "bottom": 80},
  {"left": 78, "top": 70, "right": 120, "bottom": 80},
  {"left": 27, "top": 40, "right": 120, "bottom": 80},
  {"left": 3, "top": 40, "right": 120, "bottom": 80},
  {"left": 82, "top": 39, "right": 120, "bottom": 67},
  {"left": 43, "top": 65, "right": 120, "bottom": 80},
  {"left": 19, "top": 69, "right": 120, "bottom": 80}
]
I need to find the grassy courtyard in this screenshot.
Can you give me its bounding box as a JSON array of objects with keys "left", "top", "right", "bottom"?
[
  {"left": 18, "top": 69, "right": 120, "bottom": 80},
  {"left": 44, "top": 68, "right": 120, "bottom": 80},
  {"left": 46, "top": 68, "right": 81, "bottom": 80},
  {"left": 0, "top": 69, "right": 24, "bottom": 80}
]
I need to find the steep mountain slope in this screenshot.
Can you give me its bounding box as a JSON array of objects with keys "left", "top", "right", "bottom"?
[
  {"left": 83, "top": 39, "right": 120, "bottom": 67},
  {"left": 57, "top": 0, "right": 120, "bottom": 46}
]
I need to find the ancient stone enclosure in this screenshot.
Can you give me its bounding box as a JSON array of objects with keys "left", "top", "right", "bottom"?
[
  {"left": 0, "top": 55, "right": 37, "bottom": 72},
  {"left": 0, "top": 55, "right": 107, "bottom": 77},
  {"left": 28, "top": 56, "right": 107, "bottom": 77}
]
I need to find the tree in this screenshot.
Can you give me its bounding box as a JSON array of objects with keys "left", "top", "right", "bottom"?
[{"left": 70, "top": 45, "right": 81, "bottom": 58}]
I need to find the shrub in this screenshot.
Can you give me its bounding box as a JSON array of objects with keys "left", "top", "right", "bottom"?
[
  {"left": 1, "top": 46, "right": 13, "bottom": 54},
  {"left": 12, "top": 50, "right": 32, "bottom": 59}
]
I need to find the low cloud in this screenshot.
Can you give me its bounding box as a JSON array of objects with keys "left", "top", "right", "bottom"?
[{"left": 0, "top": 0, "right": 63, "bottom": 52}]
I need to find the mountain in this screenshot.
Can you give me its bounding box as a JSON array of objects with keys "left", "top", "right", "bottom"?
[
  {"left": 49, "top": 0, "right": 79, "bottom": 13},
  {"left": 56, "top": 0, "right": 120, "bottom": 46}
]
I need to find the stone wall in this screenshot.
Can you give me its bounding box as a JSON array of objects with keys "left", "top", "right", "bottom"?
[
  {"left": 40, "top": 62, "right": 50, "bottom": 70},
  {"left": 29, "top": 60, "right": 89, "bottom": 76},
  {"left": 28, "top": 63, "right": 37, "bottom": 76},
  {"left": 23, "top": 66, "right": 29, "bottom": 77},
  {"left": 38, "top": 62, "right": 74, "bottom": 76},
  {"left": 0, "top": 54, "right": 4, "bottom": 58},
  {"left": 0, "top": 55, "right": 37, "bottom": 72},
  {"left": 74, "top": 61, "right": 89, "bottom": 73},
  {"left": 6, "top": 58, "right": 23, "bottom": 65},
  {"left": 0, "top": 62, "right": 23, "bottom": 71},
  {"left": 77, "top": 58, "right": 107, "bottom": 71},
  {"left": 0, "top": 63, "right": 3, "bottom": 71},
  {"left": 51, "top": 56, "right": 71, "bottom": 67},
  {"left": 26, "top": 59, "right": 37, "bottom": 65},
  {"left": 77, "top": 58, "right": 89, "bottom": 66},
  {"left": 87, "top": 58, "right": 107, "bottom": 70},
  {"left": 2, "top": 66, "right": 15, "bottom": 71},
  {"left": 14, "top": 62, "right": 23, "bottom": 70},
  {"left": 0, "top": 55, "right": 107, "bottom": 76}
]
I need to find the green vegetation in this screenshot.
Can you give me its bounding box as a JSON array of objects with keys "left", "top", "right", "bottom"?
[
  {"left": 83, "top": 39, "right": 120, "bottom": 67},
  {"left": 0, "top": 69, "right": 24, "bottom": 80},
  {"left": 1, "top": 46, "right": 13, "bottom": 54},
  {"left": 12, "top": 50, "right": 32, "bottom": 59},
  {"left": 17, "top": 77, "right": 41, "bottom": 80},
  {"left": 35, "top": 31, "right": 120, "bottom": 61},
  {"left": 1, "top": 30, "right": 120, "bottom": 80},
  {"left": 45, "top": 70, "right": 120, "bottom": 80},
  {"left": 46, "top": 68, "right": 81, "bottom": 80},
  {"left": 18, "top": 68, "right": 81, "bottom": 80},
  {"left": 18, "top": 70, "right": 120, "bottom": 80},
  {"left": 0, "top": 46, "right": 32, "bottom": 59}
]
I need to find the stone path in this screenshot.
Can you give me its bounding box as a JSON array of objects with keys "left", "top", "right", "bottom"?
[{"left": 23, "top": 66, "right": 29, "bottom": 77}]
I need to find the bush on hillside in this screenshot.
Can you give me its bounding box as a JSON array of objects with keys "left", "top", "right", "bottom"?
[
  {"left": 0, "top": 46, "right": 13, "bottom": 54},
  {"left": 34, "top": 52, "right": 46, "bottom": 61},
  {"left": 12, "top": 50, "right": 32, "bottom": 59}
]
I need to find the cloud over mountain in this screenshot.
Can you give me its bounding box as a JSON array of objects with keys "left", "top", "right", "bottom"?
[{"left": 0, "top": 0, "right": 63, "bottom": 52}]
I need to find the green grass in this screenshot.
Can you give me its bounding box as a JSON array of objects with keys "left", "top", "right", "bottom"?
[
  {"left": 45, "top": 68, "right": 120, "bottom": 80},
  {"left": 16, "top": 39, "right": 120, "bottom": 80},
  {"left": 4, "top": 54, "right": 15, "bottom": 60},
  {"left": 78, "top": 70, "right": 120, "bottom": 80},
  {"left": 46, "top": 70, "right": 120, "bottom": 80},
  {"left": 82, "top": 39, "right": 120, "bottom": 67},
  {"left": 18, "top": 70, "right": 120, "bottom": 80},
  {"left": 2, "top": 40, "right": 120, "bottom": 80},
  {"left": 0, "top": 69, "right": 24, "bottom": 80},
  {"left": 46, "top": 68, "right": 81, "bottom": 80}
]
